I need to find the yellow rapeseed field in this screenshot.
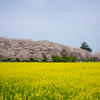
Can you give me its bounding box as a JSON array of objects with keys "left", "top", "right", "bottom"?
[{"left": 0, "top": 62, "right": 100, "bottom": 100}]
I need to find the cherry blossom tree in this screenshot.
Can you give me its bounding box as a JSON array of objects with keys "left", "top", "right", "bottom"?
[{"left": 0, "top": 36, "right": 99, "bottom": 61}]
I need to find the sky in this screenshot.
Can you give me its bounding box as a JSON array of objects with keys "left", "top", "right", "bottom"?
[{"left": 0, "top": 0, "right": 100, "bottom": 53}]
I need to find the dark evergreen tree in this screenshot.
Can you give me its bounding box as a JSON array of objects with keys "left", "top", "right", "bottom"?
[{"left": 80, "top": 42, "right": 92, "bottom": 53}]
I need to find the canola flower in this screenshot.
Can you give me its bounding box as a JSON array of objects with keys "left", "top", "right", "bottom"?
[{"left": 0, "top": 62, "right": 100, "bottom": 100}]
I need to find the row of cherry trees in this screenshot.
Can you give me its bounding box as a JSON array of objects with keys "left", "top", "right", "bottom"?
[{"left": 0, "top": 36, "right": 99, "bottom": 62}]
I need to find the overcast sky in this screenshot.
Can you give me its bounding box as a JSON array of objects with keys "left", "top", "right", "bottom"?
[{"left": 0, "top": 0, "right": 100, "bottom": 53}]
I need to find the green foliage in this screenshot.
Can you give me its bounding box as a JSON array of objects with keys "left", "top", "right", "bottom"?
[
  {"left": 1, "top": 59, "right": 7, "bottom": 62},
  {"left": 82, "top": 59, "right": 87, "bottom": 62},
  {"left": 70, "top": 57, "right": 77, "bottom": 62},
  {"left": 88, "top": 58, "right": 94, "bottom": 62},
  {"left": 62, "top": 55, "right": 70, "bottom": 62},
  {"left": 29, "top": 58, "right": 36, "bottom": 62},
  {"left": 80, "top": 42, "right": 92, "bottom": 53},
  {"left": 16, "top": 58, "right": 20, "bottom": 62},
  {"left": 7, "top": 58, "right": 12, "bottom": 61},
  {"left": 1, "top": 58, "right": 12, "bottom": 62},
  {"left": 35, "top": 59, "right": 39, "bottom": 62},
  {"left": 22, "top": 60, "right": 29, "bottom": 62},
  {"left": 53, "top": 55, "right": 62, "bottom": 62},
  {"left": 62, "top": 55, "right": 77, "bottom": 62},
  {"left": 29, "top": 58, "right": 39, "bottom": 62},
  {"left": 82, "top": 58, "right": 94, "bottom": 62},
  {"left": 42, "top": 57, "right": 47, "bottom": 62},
  {"left": 53, "top": 55, "right": 77, "bottom": 62}
]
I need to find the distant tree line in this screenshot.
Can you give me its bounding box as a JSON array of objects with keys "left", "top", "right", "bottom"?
[
  {"left": 0, "top": 55, "right": 96, "bottom": 62},
  {"left": 0, "top": 37, "right": 99, "bottom": 62}
]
